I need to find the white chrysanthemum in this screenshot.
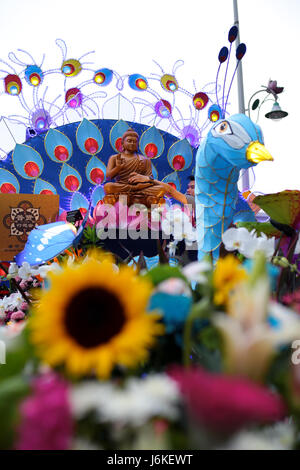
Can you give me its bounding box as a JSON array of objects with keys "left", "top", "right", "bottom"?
[
  {"left": 72, "top": 439, "right": 103, "bottom": 450},
  {"left": 70, "top": 382, "right": 115, "bottom": 418},
  {"left": 216, "top": 421, "right": 296, "bottom": 450},
  {"left": 125, "top": 374, "right": 181, "bottom": 425},
  {"left": 70, "top": 374, "right": 181, "bottom": 427}
]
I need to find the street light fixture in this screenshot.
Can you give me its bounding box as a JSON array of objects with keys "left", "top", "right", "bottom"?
[
  {"left": 247, "top": 80, "right": 288, "bottom": 122},
  {"left": 265, "top": 101, "right": 288, "bottom": 121}
]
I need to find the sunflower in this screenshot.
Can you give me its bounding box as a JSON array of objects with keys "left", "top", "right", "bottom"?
[
  {"left": 29, "top": 253, "right": 164, "bottom": 379},
  {"left": 213, "top": 255, "right": 248, "bottom": 307}
]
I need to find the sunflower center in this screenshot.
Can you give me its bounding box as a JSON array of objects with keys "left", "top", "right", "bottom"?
[{"left": 64, "top": 287, "right": 126, "bottom": 348}]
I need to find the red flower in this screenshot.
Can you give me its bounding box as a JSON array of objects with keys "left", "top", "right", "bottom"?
[{"left": 168, "top": 367, "right": 287, "bottom": 433}]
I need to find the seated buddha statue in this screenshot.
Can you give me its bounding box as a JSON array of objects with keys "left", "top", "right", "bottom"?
[{"left": 103, "top": 130, "right": 167, "bottom": 207}]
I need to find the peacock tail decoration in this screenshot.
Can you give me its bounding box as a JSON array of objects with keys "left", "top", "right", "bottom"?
[
  {"left": 0, "top": 36, "right": 228, "bottom": 210},
  {"left": 0, "top": 27, "right": 249, "bottom": 211}
]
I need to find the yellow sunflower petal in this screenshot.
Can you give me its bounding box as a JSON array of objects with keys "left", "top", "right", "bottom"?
[{"left": 28, "top": 255, "right": 162, "bottom": 379}]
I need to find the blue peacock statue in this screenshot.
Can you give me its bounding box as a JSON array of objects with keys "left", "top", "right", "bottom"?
[{"left": 195, "top": 113, "right": 273, "bottom": 260}]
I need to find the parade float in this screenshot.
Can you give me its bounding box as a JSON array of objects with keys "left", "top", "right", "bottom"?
[{"left": 1, "top": 26, "right": 300, "bottom": 451}]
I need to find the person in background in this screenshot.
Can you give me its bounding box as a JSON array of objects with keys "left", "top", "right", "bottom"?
[
  {"left": 186, "top": 175, "right": 195, "bottom": 197},
  {"left": 185, "top": 176, "right": 195, "bottom": 223}
]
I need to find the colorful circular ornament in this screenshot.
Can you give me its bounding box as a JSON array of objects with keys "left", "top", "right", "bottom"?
[
  {"left": 40, "top": 189, "right": 54, "bottom": 195},
  {"left": 115, "top": 137, "right": 123, "bottom": 152},
  {"left": 4, "top": 74, "right": 22, "bottom": 95},
  {"left": 84, "top": 138, "right": 99, "bottom": 154},
  {"left": 144, "top": 143, "right": 158, "bottom": 158},
  {"left": 128, "top": 74, "right": 148, "bottom": 91},
  {"left": 160, "top": 74, "right": 178, "bottom": 92},
  {"left": 208, "top": 104, "right": 223, "bottom": 122},
  {"left": 31, "top": 109, "right": 51, "bottom": 132},
  {"left": 154, "top": 100, "right": 172, "bottom": 118},
  {"left": 61, "top": 59, "right": 82, "bottom": 77},
  {"left": 90, "top": 168, "right": 104, "bottom": 185},
  {"left": 24, "top": 65, "right": 44, "bottom": 87},
  {"left": 172, "top": 155, "right": 185, "bottom": 171},
  {"left": 0, "top": 182, "right": 17, "bottom": 193},
  {"left": 24, "top": 161, "right": 40, "bottom": 177},
  {"left": 65, "top": 88, "right": 82, "bottom": 108},
  {"left": 54, "top": 145, "right": 69, "bottom": 162},
  {"left": 65, "top": 175, "right": 80, "bottom": 191},
  {"left": 93, "top": 68, "right": 113, "bottom": 86},
  {"left": 193, "top": 92, "right": 209, "bottom": 110}
]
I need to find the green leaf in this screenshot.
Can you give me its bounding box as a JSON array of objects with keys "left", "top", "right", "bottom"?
[
  {"left": 198, "top": 325, "right": 222, "bottom": 351},
  {"left": 236, "top": 221, "right": 281, "bottom": 238},
  {"left": 82, "top": 225, "right": 98, "bottom": 245},
  {"left": 0, "top": 376, "right": 30, "bottom": 449},
  {"left": 0, "top": 329, "right": 35, "bottom": 381},
  {"left": 144, "top": 265, "right": 187, "bottom": 287},
  {"left": 254, "top": 191, "right": 300, "bottom": 227},
  {"left": 252, "top": 98, "right": 260, "bottom": 111}
]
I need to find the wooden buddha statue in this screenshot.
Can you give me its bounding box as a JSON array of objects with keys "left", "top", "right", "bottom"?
[{"left": 103, "top": 130, "right": 167, "bottom": 207}]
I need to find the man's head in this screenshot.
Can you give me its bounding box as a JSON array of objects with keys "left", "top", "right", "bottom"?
[
  {"left": 186, "top": 175, "right": 195, "bottom": 197},
  {"left": 122, "top": 129, "right": 139, "bottom": 152}
]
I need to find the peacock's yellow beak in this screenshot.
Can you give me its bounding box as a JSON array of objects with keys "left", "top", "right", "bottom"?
[{"left": 246, "top": 141, "right": 274, "bottom": 164}]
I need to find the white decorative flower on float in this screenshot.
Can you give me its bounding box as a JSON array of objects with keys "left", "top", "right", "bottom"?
[{"left": 222, "top": 227, "right": 275, "bottom": 260}]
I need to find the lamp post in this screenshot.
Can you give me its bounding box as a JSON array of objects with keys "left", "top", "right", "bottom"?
[
  {"left": 247, "top": 83, "right": 288, "bottom": 122},
  {"left": 233, "top": 0, "right": 249, "bottom": 191},
  {"left": 233, "top": 0, "right": 245, "bottom": 115}
]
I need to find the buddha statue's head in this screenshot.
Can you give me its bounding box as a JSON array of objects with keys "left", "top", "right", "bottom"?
[{"left": 122, "top": 129, "right": 139, "bottom": 153}]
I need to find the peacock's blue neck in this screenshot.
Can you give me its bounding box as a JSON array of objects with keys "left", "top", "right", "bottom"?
[
  {"left": 195, "top": 143, "right": 240, "bottom": 212},
  {"left": 195, "top": 142, "right": 241, "bottom": 260}
]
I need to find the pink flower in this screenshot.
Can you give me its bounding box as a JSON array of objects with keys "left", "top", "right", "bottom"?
[
  {"left": 10, "top": 311, "right": 25, "bottom": 321},
  {"left": 283, "top": 290, "right": 300, "bottom": 314},
  {"left": 168, "top": 366, "right": 287, "bottom": 433},
  {"left": 16, "top": 373, "right": 73, "bottom": 450},
  {"left": 94, "top": 201, "right": 149, "bottom": 230},
  {"left": 20, "top": 301, "right": 28, "bottom": 312}
]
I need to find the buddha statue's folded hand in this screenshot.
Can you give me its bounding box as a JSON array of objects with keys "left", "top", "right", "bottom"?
[{"left": 128, "top": 172, "right": 152, "bottom": 184}]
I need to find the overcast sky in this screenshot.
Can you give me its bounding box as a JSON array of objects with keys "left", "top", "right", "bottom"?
[{"left": 0, "top": 0, "right": 299, "bottom": 194}]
